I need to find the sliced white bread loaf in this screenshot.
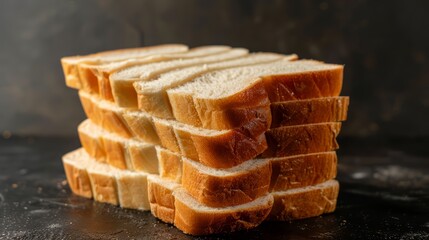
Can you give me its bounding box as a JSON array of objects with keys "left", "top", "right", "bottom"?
[
  {"left": 167, "top": 60, "right": 343, "bottom": 130},
  {"left": 63, "top": 148, "right": 151, "bottom": 210},
  {"left": 157, "top": 146, "right": 337, "bottom": 191},
  {"left": 79, "top": 89, "right": 347, "bottom": 145},
  {"left": 78, "top": 45, "right": 233, "bottom": 98},
  {"left": 64, "top": 149, "right": 339, "bottom": 235},
  {"left": 109, "top": 48, "right": 249, "bottom": 108},
  {"left": 78, "top": 119, "right": 158, "bottom": 173},
  {"left": 147, "top": 175, "right": 274, "bottom": 235},
  {"left": 79, "top": 91, "right": 342, "bottom": 168},
  {"left": 134, "top": 53, "right": 297, "bottom": 119},
  {"left": 61, "top": 44, "right": 188, "bottom": 89},
  {"left": 147, "top": 175, "right": 338, "bottom": 235},
  {"left": 77, "top": 120, "right": 337, "bottom": 207}
]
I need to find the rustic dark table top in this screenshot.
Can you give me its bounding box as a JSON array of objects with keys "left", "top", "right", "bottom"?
[{"left": 0, "top": 136, "right": 428, "bottom": 240}]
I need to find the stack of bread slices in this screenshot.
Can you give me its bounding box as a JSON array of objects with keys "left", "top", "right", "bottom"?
[{"left": 61, "top": 44, "right": 349, "bottom": 235}]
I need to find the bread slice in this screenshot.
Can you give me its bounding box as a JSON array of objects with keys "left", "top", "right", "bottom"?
[
  {"left": 148, "top": 176, "right": 338, "bottom": 235},
  {"left": 79, "top": 90, "right": 134, "bottom": 139},
  {"left": 78, "top": 119, "right": 158, "bottom": 173},
  {"left": 157, "top": 146, "right": 183, "bottom": 183},
  {"left": 151, "top": 117, "right": 267, "bottom": 168},
  {"left": 80, "top": 91, "right": 342, "bottom": 168},
  {"left": 268, "top": 180, "right": 339, "bottom": 221},
  {"left": 134, "top": 53, "right": 298, "bottom": 119},
  {"left": 109, "top": 48, "right": 249, "bottom": 108},
  {"left": 61, "top": 44, "right": 188, "bottom": 89},
  {"left": 167, "top": 60, "right": 343, "bottom": 130},
  {"left": 268, "top": 152, "right": 337, "bottom": 191},
  {"left": 181, "top": 156, "right": 271, "bottom": 208},
  {"left": 157, "top": 146, "right": 337, "bottom": 192},
  {"left": 153, "top": 118, "right": 340, "bottom": 168},
  {"left": 63, "top": 148, "right": 151, "bottom": 210},
  {"left": 62, "top": 149, "right": 93, "bottom": 198},
  {"left": 147, "top": 174, "right": 180, "bottom": 224},
  {"left": 157, "top": 146, "right": 336, "bottom": 207},
  {"left": 78, "top": 45, "right": 233, "bottom": 98},
  {"left": 173, "top": 187, "right": 273, "bottom": 235},
  {"left": 270, "top": 97, "right": 349, "bottom": 128},
  {"left": 262, "top": 122, "right": 341, "bottom": 158}
]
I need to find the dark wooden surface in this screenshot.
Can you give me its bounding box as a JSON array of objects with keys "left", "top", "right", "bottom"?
[{"left": 1, "top": 137, "right": 428, "bottom": 239}]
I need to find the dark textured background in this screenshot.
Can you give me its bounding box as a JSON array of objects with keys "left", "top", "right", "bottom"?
[{"left": 1, "top": 0, "right": 428, "bottom": 137}]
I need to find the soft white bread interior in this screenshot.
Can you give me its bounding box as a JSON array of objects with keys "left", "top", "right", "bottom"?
[
  {"left": 63, "top": 148, "right": 151, "bottom": 210},
  {"left": 61, "top": 44, "right": 189, "bottom": 89},
  {"left": 134, "top": 53, "right": 298, "bottom": 119},
  {"left": 167, "top": 60, "right": 343, "bottom": 130},
  {"left": 85, "top": 45, "right": 236, "bottom": 101},
  {"left": 109, "top": 47, "right": 249, "bottom": 107}
]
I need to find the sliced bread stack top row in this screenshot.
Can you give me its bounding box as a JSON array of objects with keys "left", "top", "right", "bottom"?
[{"left": 60, "top": 44, "right": 348, "bottom": 235}]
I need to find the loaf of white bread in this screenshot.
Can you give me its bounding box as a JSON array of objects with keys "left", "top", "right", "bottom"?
[{"left": 61, "top": 44, "right": 348, "bottom": 235}]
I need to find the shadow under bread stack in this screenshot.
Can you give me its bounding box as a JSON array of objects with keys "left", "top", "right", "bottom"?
[{"left": 60, "top": 44, "right": 348, "bottom": 235}]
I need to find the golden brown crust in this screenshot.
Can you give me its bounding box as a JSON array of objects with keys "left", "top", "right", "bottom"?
[
  {"left": 191, "top": 131, "right": 267, "bottom": 168},
  {"left": 158, "top": 148, "right": 182, "bottom": 183},
  {"left": 153, "top": 120, "right": 181, "bottom": 153},
  {"left": 172, "top": 80, "right": 271, "bottom": 133},
  {"left": 262, "top": 123, "right": 341, "bottom": 158},
  {"left": 77, "top": 129, "right": 106, "bottom": 163},
  {"left": 78, "top": 64, "right": 100, "bottom": 94},
  {"left": 79, "top": 91, "right": 132, "bottom": 138},
  {"left": 101, "top": 136, "right": 128, "bottom": 170},
  {"left": 61, "top": 57, "right": 83, "bottom": 89},
  {"left": 268, "top": 181, "right": 339, "bottom": 221},
  {"left": 78, "top": 119, "right": 159, "bottom": 173},
  {"left": 62, "top": 160, "right": 92, "bottom": 198},
  {"left": 174, "top": 127, "right": 199, "bottom": 160},
  {"left": 270, "top": 97, "right": 349, "bottom": 128},
  {"left": 182, "top": 159, "right": 272, "bottom": 207},
  {"left": 263, "top": 67, "right": 344, "bottom": 102},
  {"left": 270, "top": 152, "right": 337, "bottom": 191},
  {"left": 174, "top": 192, "right": 274, "bottom": 235},
  {"left": 169, "top": 67, "right": 343, "bottom": 132},
  {"left": 127, "top": 144, "right": 158, "bottom": 174},
  {"left": 122, "top": 111, "right": 161, "bottom": 145},
  {"left": 122, "top": 111, "right": 161, "bottom": 144},
  {"left": 87, "top": 171, "right": 118, "bottom": 205},
  {"left": 147, "top": 178, "right": 177, "bottom": 224},
  {"left": 137, "top": 89, "right": 174, "bottom": 119},
  {"left": 169, "top": 93, "right": 202, "bottom": 127},
  {"left": 99, "top": 71, "right": 115, "bottom": 101}
]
